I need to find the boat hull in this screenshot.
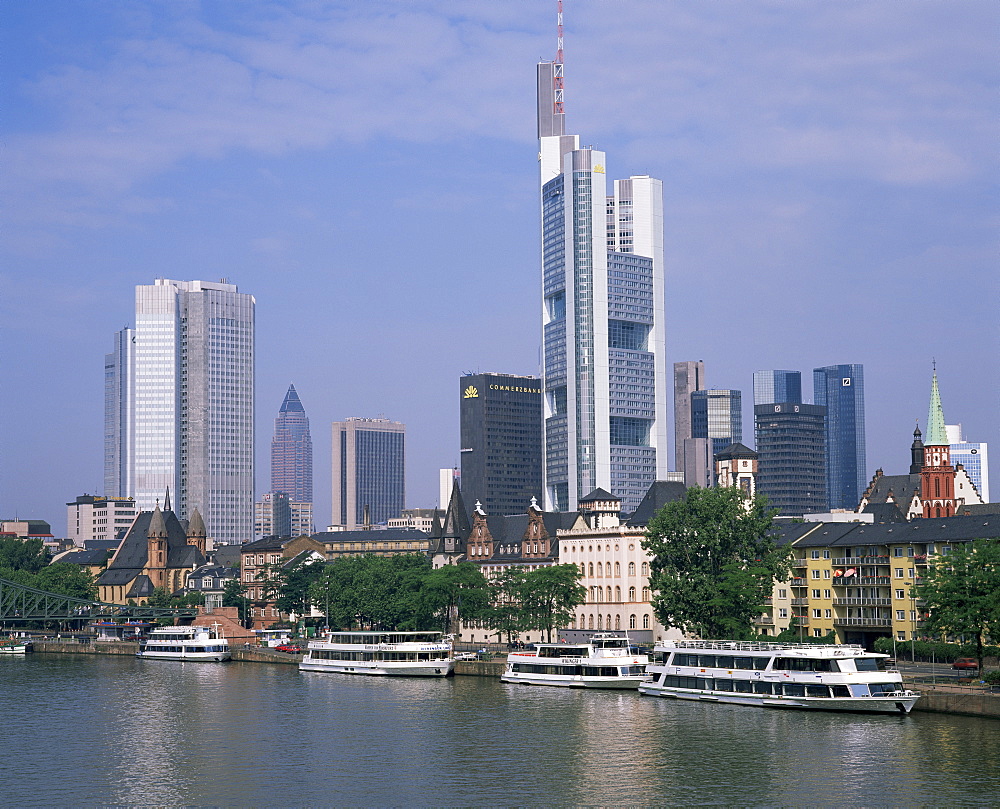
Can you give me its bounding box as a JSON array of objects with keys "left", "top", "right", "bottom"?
[
  {"left": 638, "top": 683, "right": 918, "bottom": 714},
  {"left": 0, "top": 644, "right": 30, "bottom": 655},
  {"left": 136, "top": 650, "right": 231, "bottom": 662},
  {"left": 299, "top": 659, "right": 453, "bottom": 677},
  {"left": 501, "top": 672, "right": 645, "bottom": 689}
]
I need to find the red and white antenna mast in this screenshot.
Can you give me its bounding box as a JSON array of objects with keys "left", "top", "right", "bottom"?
[{"left": 553, "top": 0, "right": 565, "bottom": 115}]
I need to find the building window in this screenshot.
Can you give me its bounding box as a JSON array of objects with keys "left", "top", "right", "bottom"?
[
  {"left": 628, "top": 562, "right": 636, "bottom": 576},
  {"left": 642, "top": 587, "right": 650, "bottom": 601},
  {"left": 614, "top": 586, "right": 621, "bottom": 601},
  {"left": 642, "top": 614, "right": 650, "bottom": 629},
  {"left": 895, "top": 589, "right": 905, "bottom": 599},
  {"left": 812, "top": 589, "right": 821, "bottom": 599},
  {"left": 824, "top": 609, "right": 832, "bottom": 618},
  {"left": 628, "top": 586, "right": 636, "bottom": 601},
  {"left": 813, "top": 629, "right": 824, "bottom": 638},
  {"left": 908, "top": 569, "right": 915, "bottom": 578},
  {"left": 896, "top": 610, "right": 905, "bottom": 620},
  {"left": 897, "top": 631, "right": 906, "bottom": 641},
  {"left": 823, "top": 550, "right": 831, "bottom": 559},
  {"left": 778, "top": 609, "right": 788, "bottom": 618},
  {"left": 629, "top": 614, "right": 636, "bottom": 629},
  {"left": 811, "top": 570, "right": 820, "bottom": 579},
  {"left": 641, "top": 562, "right": 649, "bottom": 576},
  {"left": 614, "top": 562, "right": 620, "bottom": 576},
  {"left": 777, "top": 589, "right": 787, "bottom": 599},
  {"left": 894, "top": 548, "right": 903, "bottom": 557},
  {"left": 823, "top": 570, "right": 831, "bottom": 579},
  {"left": 823, "top": 590, "right": 831, "bottom": 599},
  {"left": 895, "top": 569, "right": 904, "bottom": 578},
  {"left": 811, "top": 550, "right": 820, "bottom": 559},
  {"left": 812, "top": 609, "right": 821, "bottom": 618}
]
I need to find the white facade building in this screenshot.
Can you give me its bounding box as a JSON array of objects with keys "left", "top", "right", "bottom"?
[
  {"left": 946, "top": 424, "right": 989, "bottom": 502},
  {"left": 66, "top": 495, "right": 138, "bottom": 546},
  {"left": 538, "top": 61, "right": 667, "bottom": 514},
  {"left": 105, "top": 279, "right": 255, "bottom": 545}
]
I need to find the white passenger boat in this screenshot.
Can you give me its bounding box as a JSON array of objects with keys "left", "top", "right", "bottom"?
[
  {"left": 136, "top": 624, "right": 231, "bottom": 662},
  {"left": 639, "top": 639, "right": 919, "bottom": 714},
  {"left": 0, "top": 638, "right": 31, "bottom": 655},
  {"left": 299, "top": 631, "right": 454, "bottom": 677},
  {"left": 501, "top": 633, "right": 649, "bottom": 689}
]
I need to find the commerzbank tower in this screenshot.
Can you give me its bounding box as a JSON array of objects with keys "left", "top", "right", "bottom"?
[{"left": 538, "top": 10, "right": 668, "bottom": 513}]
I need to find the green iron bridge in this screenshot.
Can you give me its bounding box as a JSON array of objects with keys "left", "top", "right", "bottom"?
[{"left": 0, "top": 577, "right": 198, "bottom": 625}]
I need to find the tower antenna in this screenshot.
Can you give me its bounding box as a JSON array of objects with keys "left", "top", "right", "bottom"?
[{"left": 554, "top": 0, "right": 565, "bottom": 115}]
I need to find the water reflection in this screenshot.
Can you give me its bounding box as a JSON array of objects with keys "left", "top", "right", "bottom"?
[{"left": 1, "top": 656, "right": 998, "bottom": 806}]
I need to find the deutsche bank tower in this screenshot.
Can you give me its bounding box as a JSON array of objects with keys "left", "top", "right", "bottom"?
[{"left": 538, "top": 60, "right": 667, "bottom": 513}]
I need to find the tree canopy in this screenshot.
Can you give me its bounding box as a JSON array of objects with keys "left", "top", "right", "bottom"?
[
  {"left": 517, "top": 564, "right": 587, "bottom": 642},
  {"left": 915, "top": 537, "right": 1000, "bottom": 672},
  {"left": 642, "top": 486, "right": 788, "bottom": 640}
]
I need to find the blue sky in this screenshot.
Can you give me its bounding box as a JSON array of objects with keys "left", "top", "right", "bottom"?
[{"left": 2, "top": 0, "right": 997, "bottom": 532}]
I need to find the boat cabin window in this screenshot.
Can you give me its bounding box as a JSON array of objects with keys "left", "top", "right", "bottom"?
[
  {"left": 772, "top": 657, "right": 839, "bottom": 673},
  {"left": 538, "top": 646, "right": 588, "bottom": 658},
  {"left": 853, "top": 657, "right": 885, "bottom": 672}
]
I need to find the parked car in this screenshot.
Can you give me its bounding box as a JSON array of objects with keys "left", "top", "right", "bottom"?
[
  {"left": 275, "top": 644, "right": 304, "bottom": 654},
  {"left": 952, "top": 658, "right": 979, "bottom": 671},
  {"left": 454, "top": 652, "right": 478, "bottom": 661}
]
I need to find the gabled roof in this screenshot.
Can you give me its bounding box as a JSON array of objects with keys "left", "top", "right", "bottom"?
[
  {"left": 625, "top": 481, "right": 688, "bottom": 527},
  {"left": 96, "top": 507, "right": 206, "bottom": 587},
  {"left": 861, "top": 473, "right": 921, "bottom": 507},
  {"left": 579, "top": 488, "right": 618, "bottom": 503},
  {"left": 126, "top": 575, "right": 155, "bottom": 598},
  {"left": 714, "top": 442, "right": 757, "bottom": 461}
]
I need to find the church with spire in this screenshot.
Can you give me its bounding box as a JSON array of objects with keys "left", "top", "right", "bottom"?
[
  {"left": 857, "top": 370, "right": 984, "bottom": 521},
  {"left": 96, "top": 490, "right": 209, "bottom": 603}
]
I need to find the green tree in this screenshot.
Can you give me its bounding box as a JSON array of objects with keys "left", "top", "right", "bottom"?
[
  {"left": 642, "top": 486, "right": 789, "bottom": 640},
  {"left": 519, "top": 564, "right": 586, "bottom": 642},
  {"left": 0, "top": 537, "right": 48, "bottom": 573},
  {"left": 418, "top": 562, "right": 491, "bottom": 635},
  {"left": 222, "top": 578, "right": 250, "bottom": 625},
  {"left": 915, "top": 538, "right": 1000, "bottom": 672},
  {"left": 488, "top": 568, "right": 527, "bottom": 644},
  {"left": 34, "top": 563, "right": 97, "bottom": 600}
]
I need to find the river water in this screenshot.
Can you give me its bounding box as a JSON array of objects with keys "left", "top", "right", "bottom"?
[{"left": 2, "top": 654, "right": 998, "bottom": 806}]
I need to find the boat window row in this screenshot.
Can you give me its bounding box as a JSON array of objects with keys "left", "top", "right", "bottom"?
[
  {"left": 147, "top": 634, "right": 200, "bottom": 641},
  {"left": 510, "top": 664, "right": 645, "bottom": 676},
  {"left": 140, "top": 645, "right": 227, "bottom": 653},
  {"left": 538, "top": 647, "right": 590, "bottom": 658},
  {"left": 668, "top": 653, "right": 770, "bottom": 670},
  {"left": 309, "top": 650, "right": 449, "bottom": 662},
  {"left": 657, "top": 676, "right": 850, "bottom": 698},
  {"left": 327, "top": 633, "right": 442, "bottom": 645}
]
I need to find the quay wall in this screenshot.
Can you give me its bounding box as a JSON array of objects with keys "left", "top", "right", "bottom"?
[
  {"left": 35, "top": 641, "right": 139, "bottom": 655},
  {"left": 913, "top": 690, "right": 1000, "bottom": 720},
  {"left": 455, "top": 658, "right": 506, "bottom": 677}
]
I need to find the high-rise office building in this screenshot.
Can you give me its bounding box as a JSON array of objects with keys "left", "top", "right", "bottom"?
[
  {"left": 104, "top": 327, "right": 134, "bottom": 498},
  {"left": 691, "top": 389, "right": 743, "bottom": 459},
  {"left": 753, "top": 370, "right": 802, "bottom": 406},
  {"left": 813, "top": 364, "right": 866, "bottom": 510},
  {"left": 946, "top": 424, "right": 989, "bottom": 502},
  {"left": 460, "top": 373, "right": 542, "bottom": 516},
  {"left": 538, "top": 55, "right": 667, "bottom": 514},
  {"left": 104, "top": 279, "right": 255, "bottom": 544},
  {"left": 331, "top": 417, "right": 405, "bottom": 530},
  {"left": 270, "top": 384, "right": 313, "bottom": 504},
  {"left": 754, "top": 402, "right": 827, "bottom": 516},
  {"left": 673, "top": 361, "right": 705, "bottom": 472},
  {"left": 254, "top": 492, "right": 313, "bottom": 539}
]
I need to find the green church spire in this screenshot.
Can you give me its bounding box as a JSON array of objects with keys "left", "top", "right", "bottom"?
[{"left": 924, "top": 370, "right": 949, "bottom": 447}]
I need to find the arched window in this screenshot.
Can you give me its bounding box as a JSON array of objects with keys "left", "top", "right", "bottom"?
[
  {"left": 588, "top": 615, "right": 594, "bottom": 629},
  {"left": 597, "top": 614, "right": 603, "bottom": 629},
  {"left": 579, "top": 563, "right": 585, "bottom": 575},
  {"left": 615, "top": 586, "right": 621, "bottom": 601},
  {"left": 614, "top": 561, "right": 620, "bottom": 576},
  {"left": 629, "top": 586, "right": 636, "bottom": 601},
  {"left": 629, "top": 614, "right": 637, "bottom": 629},
  {"left": 628, "top": 561, "right": 636, "bottom": 576},
  {"left": 615, "top": 614, "right": 621, "bottom": 630},
  {"left": 643, "top": 614, "right": 650, "bottom": 629},
  {"left": 606, "top": 586, "right": 612, "bottom": 601},
  {"left": 588, "top": 563, "right": 594, "bottom": 577},
  {"left": 597, "top": 588, "right": 603, "bottom": 603},
  {"left": 641, "top": 562, "right": 649, "bottom": 576},
  {"left": 642, "top": 587, "right": 650, "bottom": 601}
]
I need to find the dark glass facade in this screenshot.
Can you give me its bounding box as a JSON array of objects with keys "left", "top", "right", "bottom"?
[
  {"left": 460, "top": 373, "right": 542, "bottom": 517},
  {"left": 753, "top": 370, "right": 802, "bottom": 407},
  {"left": 691, "top": 389, "right": 742, "bottom": 459},
  {"left": 813, "top": 364, "right": 866, "bottom": 510},
  {"left": 754, "top": 403, "right": 827, "bottom": 516}
]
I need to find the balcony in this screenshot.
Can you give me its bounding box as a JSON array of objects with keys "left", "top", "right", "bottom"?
[
  {"left": 791, "top": 615, "right": 810, "bottom": 625},
  {"left": 833, "top": 598, "right": 892, "bottom": 607},
  {"left": 791, "top": 559, "right": 808, "bottom": 568},
  {"left": 832, "top": 556, "right": 889, "bottom": 567},
  {"left": 790, "top": 578, "right": 806, "bottom": 587},
  {"left": 833, "top": 617, "right": 893, "bottom": 627},
  {"left": 790, "top": 598, "right": 810, "bottom": 606},
  {"left": 754, "top": 616, "right": 774, "bottom": 625},
  {"left": 834, "top": 576, "right": 890, "bottom": 586}
]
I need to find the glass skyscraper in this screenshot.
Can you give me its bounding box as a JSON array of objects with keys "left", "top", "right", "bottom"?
[
  {"left": 813, "top": 364, "right": 866, "bottom": 510},
  {"left": 691, "top": 389, "right": 743, "bottom": 459},
  {"left": 460, "top": 373, "right": 542, "bottom": 517},
  {"left": 754, "top": 402, "right": 827, "bottom": 516},
  {"left": 538, "top": 60, "right": 667, "bottom": 514},
  {"left": 753, "top": 370, "right": 802, "bottom": 406},
  {"left": 331, "top": 417, "right": 405, "bottom": 529},
  {"left": 104, "top": 279, "right": 255, "bottom": 544},
  {"left": 946, "top": 424, "right": 990, "bottom": 502},
  {"left": 271, "top": 384, "right": 313, "bottom": 504}
]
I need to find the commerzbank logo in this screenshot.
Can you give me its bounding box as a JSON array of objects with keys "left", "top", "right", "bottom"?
[{"left": 463, "top": 386, "right": 479, "bottom": 399}]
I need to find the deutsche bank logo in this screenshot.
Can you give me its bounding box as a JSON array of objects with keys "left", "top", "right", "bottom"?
[{"left": 842, "top": 378, "right": 852, "bottom": 386}]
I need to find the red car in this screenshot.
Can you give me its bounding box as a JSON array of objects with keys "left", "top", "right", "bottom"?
[
  {"left": 275, "top": 644, "right": 304, "bottom": 654},
  {"left": 952, "top": 658, "right": 979, "bottom": 671}
]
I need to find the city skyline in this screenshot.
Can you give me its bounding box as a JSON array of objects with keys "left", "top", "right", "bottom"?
[{"left": 2, "top": 2, "right": 996, "bottom": 528}]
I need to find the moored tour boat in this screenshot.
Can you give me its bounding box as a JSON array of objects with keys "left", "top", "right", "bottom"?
[
  {"left": 0, "top": 637, "right": 31, "bottom": 655},
  {"left": 299, "top": 631, "right": 454, "bottom": 677},
  {"left": 639, "top": 639, "right": 919, "bottom": 714},
  {"left": 501, "top": 633, "right": 649, "bottom": 689},
  {"left": 136, "top": 624, "right": 231, "bottom": 662}
]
